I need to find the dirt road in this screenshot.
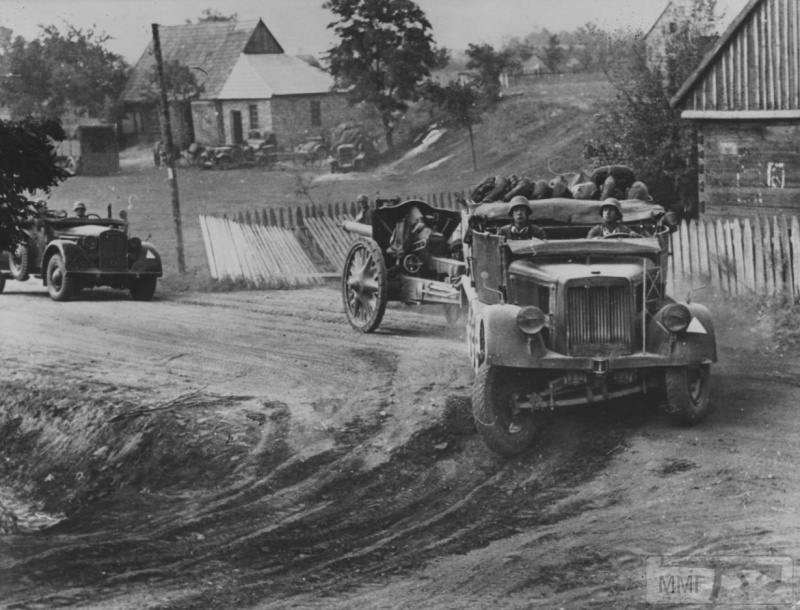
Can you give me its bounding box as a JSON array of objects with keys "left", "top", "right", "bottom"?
[{"left": 1, "top": 282, "right": 799, "bottom": 609}]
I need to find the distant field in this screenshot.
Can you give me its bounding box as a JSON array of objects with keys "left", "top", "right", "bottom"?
[{"left": 42, "top": 72, "right": 614, "bottom": 282}]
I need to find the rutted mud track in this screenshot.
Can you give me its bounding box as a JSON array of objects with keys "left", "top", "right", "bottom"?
[{"left": 2, "top": 284, "right": 800, "bottom": 609}]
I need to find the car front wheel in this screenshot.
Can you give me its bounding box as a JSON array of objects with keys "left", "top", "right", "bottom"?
[
  {"left": 472, "top": 364, "right": 540, "bottom": 456},
  {"left": 665, "top": 364, "right": 711, "bottom": 425},
  {"left": 46, "top": 254, "right": 76, "bottom": 301},
  {"left": 130, "top": 276, "right": 157, "bottom": 301}
]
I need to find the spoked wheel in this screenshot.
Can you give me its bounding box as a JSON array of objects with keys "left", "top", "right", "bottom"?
[
  {"left": 8, "top": 243, "right": 30, "bottom": 281},
  {"left": 342, "top": 239, "right": 388, "bottom": 333},
  {"left": 472, "top": 364, "right": 540, "bottom": 456},
  {"left": 665, "top": 364, "right": 711, "bottom": 425},
  {"left": 46, "top": 254, "right": 76, "bottom": 301}
]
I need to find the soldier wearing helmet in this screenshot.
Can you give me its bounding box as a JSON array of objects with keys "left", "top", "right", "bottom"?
[
  {"left": 587, "top": 198, "right": 638, "bottom": 238},
  {"left": 499, "top": 196, "right": 546, "bottom": 240},
  {"left": 354, "top": 193, "right": 372, "bottom": 225},
  {"left": 72, "top": 201, "right": 87, "bottom": 218}
]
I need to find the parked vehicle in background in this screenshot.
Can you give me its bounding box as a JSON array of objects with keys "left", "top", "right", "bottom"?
[
  {"left": 0, "top": 201, "right": 162, "bottom": 301},
  {"left": 294, "top": 136, "right": 327, "bottom": 167},
  {"left": 340, "top": 199, "right": 465, "bottom": 332},
  {"left": 464, "top": 197, "right": 716, "bottom": 456},
  {"left": 330, "top": 143, "right": 367, "bottom": 173}
]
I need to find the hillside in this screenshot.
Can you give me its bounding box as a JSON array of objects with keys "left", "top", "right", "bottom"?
[{"left": 378, "top": 72, "right": 614, "bottom": 195}]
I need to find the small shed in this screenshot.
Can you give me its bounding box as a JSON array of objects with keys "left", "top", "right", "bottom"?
[
  {"left": 55, "top": 125, "right": 120, "bottom": 176},
  {"left": 670, "top": 0, "right": 800, "bottom": 216}
]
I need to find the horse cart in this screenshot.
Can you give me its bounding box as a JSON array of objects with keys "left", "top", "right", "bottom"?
[{"left": 340, "top": 199, "right": 465, "bottom": 332}]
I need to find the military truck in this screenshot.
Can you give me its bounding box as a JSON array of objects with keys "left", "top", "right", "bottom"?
[{"left": 464, "top": 198, "right": 716, "bottom": 456}]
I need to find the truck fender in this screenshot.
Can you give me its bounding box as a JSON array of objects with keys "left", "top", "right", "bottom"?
[
  {"left": 482, "top": 304, "right": 546, "bottom": 366},
  {"left": 646, "top": 302, "right": 717, "bottom": 364},
  {"left": 130, "top": 242, "right": 163, "bottom": 274},
  {"left": 41, "top": 242, "right": 90, "bottom": 284}
]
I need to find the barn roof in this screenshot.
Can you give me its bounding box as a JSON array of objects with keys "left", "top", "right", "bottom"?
[
  {"left": 217, "top": 54, "right": 335, "bottom": 99},
  {"left": 669, "top": 0, "right": 762, "bottom": 107},
  {"left": 120, "top": 19, "right": 284, "bottom": 102}
]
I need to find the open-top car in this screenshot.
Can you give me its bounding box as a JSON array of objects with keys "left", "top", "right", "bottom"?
[
  {"left": 0, "top": 202, "right": 162, "bottom": 301},
  {"left": 464, "top": 197, "right": 717, "bottom": 455},
  {"left": 341, "top": 199, "right": 465, "bottom": 332}
]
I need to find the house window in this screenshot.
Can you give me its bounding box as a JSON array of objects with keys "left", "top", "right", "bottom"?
[
  {"left": 310, "top": 100, "right": 321, "bottom": 127},
  {"left": 248, "top": 104, "right": 259, "bottom": 130}
]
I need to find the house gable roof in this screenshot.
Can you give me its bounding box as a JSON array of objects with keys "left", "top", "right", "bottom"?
[
  {"left": 121, "top": 19, "right": 284, "bottom": 102},
  {"left": 669, "top": 0, "right": 762, "bottom": 108},
  {"left": 217, "top": 54, "right": 335, "bottom": 99}
]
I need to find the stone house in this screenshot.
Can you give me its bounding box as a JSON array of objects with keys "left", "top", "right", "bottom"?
[{"left": 119, "top": 19, "right": 355, "bottom": 150}]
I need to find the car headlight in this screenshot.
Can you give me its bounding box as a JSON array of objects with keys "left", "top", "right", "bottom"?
[
  {"left": 84, "top": 236, "right": 98, "bottom": 252},
  {"left": 128, "top": 237, "right": 142, "bottom": 252},
  {"left": 517, "top": 306, "right": 547, "bottom": 335},
  {"left": 660, "top": 303, "right": 691, "bottom": 333}
]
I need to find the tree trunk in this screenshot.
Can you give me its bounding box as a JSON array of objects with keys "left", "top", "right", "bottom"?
[{"left": 381, "top": 114, "right": 394, "bottom": 151}]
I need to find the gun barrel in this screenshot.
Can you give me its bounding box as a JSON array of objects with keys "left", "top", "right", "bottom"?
[{"left": 341, "top": 220, "right": 373, "bottom": 238}]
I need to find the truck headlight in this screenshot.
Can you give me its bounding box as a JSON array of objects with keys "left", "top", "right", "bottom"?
[
  {"left": 128, "top": 237, "right": 142, "bottom": 252},
  {"left": 84, "top": 236, "right": 98, "bottom": 252},
  {"left": 660, "top": 303, "right": 691, "bottom": 333},
  {"left": 517, "top": 306, "right": 547, "bottom": 335}
]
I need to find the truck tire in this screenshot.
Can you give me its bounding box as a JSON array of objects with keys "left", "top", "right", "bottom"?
[
  {"left": 665, "top": 364, "right": 711, "bottom": 425},
  {"left": 8, "top": 243, "right": 29, "bottom": 281},
  {"left": 472, "top": 364, "right": 538, "bottom": 456},
  {"left": 46, "top": 254, "right": 76, "bottom": 301},
  {"left": 130, "top": 276, "right": 157, "bottom": 301}
]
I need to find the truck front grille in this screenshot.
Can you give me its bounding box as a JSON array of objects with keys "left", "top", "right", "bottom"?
[
  {"left": 566, "top": 284, "right": 632, "bottom": 355},
  {"left": 99, "top": 231, "right": 127, "bottom": 271}
]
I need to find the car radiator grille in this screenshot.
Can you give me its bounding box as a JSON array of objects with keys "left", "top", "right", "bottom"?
[
  {"left": 566, "top": 284, "right": 632, "bottom": 355},
  {"left": 99, "top": 232, "right": 127, "bottom": 271}
]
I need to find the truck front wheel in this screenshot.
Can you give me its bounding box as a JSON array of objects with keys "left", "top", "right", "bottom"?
[
  {"left": 472, "top": 364, "right": 539, "bottom": 456},
  {"left": 665, "top": 364, "right": 711, "bottom": 425}
]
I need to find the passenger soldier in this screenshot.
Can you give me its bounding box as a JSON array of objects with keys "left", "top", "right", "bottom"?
[
  {"left": 587, "top": 198, "right": 638, "bottom": 238},
  {"left": 72, "top": 201, "right": 87, "bottom": 218},
  {"left": 499, "top": 196, "right": 546, "bottom": 240},
  {"left": 355, "top": 194, "right": 372, "bottom": 225}
]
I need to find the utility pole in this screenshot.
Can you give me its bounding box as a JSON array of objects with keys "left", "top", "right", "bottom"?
[{"left": 152, "top": 23, "right": 186, "bottom": 273}]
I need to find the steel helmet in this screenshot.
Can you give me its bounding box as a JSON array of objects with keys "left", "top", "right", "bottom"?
[
  {"left": 73, "top": 201, "right": 86, "bottom": 211},
  {"left": 508, "top": 195, "right": 532, "bottom": 216},
  {"left": 600, "top": 198, "right": 623, "bottom": 219}
]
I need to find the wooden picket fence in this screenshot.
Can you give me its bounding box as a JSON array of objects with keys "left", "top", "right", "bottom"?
[
  {"left": 668, "top": 215, "right": 800, "bottom": 298},
  {"left": 198, "top": 215, "right": 323, "bottom": 287},
  {"left": 199, "top": 189, "right": 800, "bottom": 300}
]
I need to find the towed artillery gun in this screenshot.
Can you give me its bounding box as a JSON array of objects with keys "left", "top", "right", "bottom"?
[
  {"left": 464, "top": 197, "right": 717, "bottom": 455},
  {"left": 340, "top": 199, "right": 465, "bottom": 332}
]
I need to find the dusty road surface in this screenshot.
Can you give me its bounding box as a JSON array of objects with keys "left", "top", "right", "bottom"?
[{"left": 1, "top": 281, "right": 800, "bottom": 609}]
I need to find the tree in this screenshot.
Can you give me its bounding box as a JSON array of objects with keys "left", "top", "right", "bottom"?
[
  {"left": 198, "top": 8, "right": 237, "bottom": 22},
  {"left": 584, "top": 4, "right": 719, "bottom": 216},
  {"left": 0, "top": 24, "right": 129, "bottom": 121},
  {"left": 540, "top": 34, "right": 564, "bottom": 73},
  {"left": 0, "top": 117, "right": 69, "bottom": 251},
  {"left": 465, "top": 43, "right": 520, "bottom": 103},
  {"left": 145, "top": 60, "right": 204, "bottom": 103},
  {"left": 324, "top": 0, "right": 441, "bottom": 151},
  {"left": 421, "top": 80, "right": 481, "bottom": 170}
]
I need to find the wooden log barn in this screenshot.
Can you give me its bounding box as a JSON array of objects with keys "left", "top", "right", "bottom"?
[{"left": 671, "top": 0, "right": 800, "bottom": 217}]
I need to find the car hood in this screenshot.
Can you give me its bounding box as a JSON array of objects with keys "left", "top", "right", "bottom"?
[
  {"left": 509, "top": 258, "right": 657, "bottom": 284},
  {"left": 54, "top": 224, "right": 127, "bottom": 238}
]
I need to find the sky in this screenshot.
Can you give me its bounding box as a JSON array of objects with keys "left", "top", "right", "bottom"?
[{"left": 0, "top": 0, "right": 751, "bottom": 63}]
